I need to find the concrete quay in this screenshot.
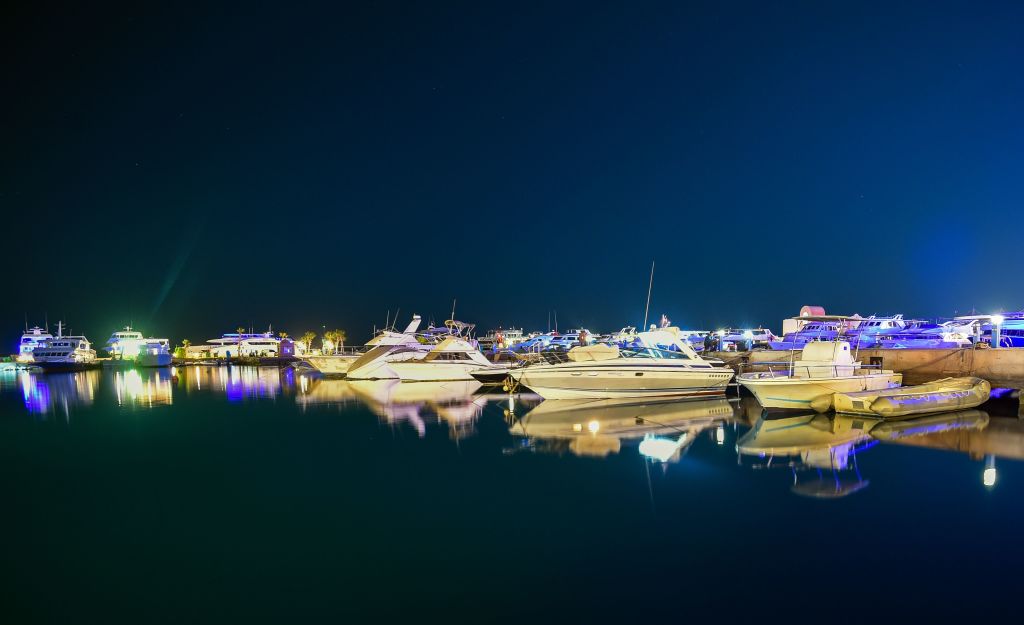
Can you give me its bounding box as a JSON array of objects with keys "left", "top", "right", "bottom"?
[{"left": 710, "top": 347, "right": 1024, "bottom": 415}]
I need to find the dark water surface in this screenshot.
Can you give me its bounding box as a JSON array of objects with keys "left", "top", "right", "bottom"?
[{"left": 2, "top": 366, "right": 1021, "bottom": 623}]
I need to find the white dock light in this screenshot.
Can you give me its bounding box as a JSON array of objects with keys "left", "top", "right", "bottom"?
[{"left": 991, "top": 314, "right": 1005, "bottom": 348}]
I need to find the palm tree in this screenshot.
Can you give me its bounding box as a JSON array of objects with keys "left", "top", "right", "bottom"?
[
  {"left": 279, "top": 331, "right": 288, "bottom": 339},
  {"left": 333, "top": 329, "right": 347, "bottom": 352},
  {"left": 300, "top": 331, "right": 316, "bottom": 355},
  {"left": 236, "top": 326, "right": 245, "bottom": 357},
  {"left": 322, "top": 330, "right": 336, "bottom": 354}
]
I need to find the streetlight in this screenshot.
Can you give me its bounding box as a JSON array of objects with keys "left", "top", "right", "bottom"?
[{"left": 991, "top": 314, "right": 1005, "bottom": 348}]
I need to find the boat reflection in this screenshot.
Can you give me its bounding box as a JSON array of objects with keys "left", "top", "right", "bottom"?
[
  {"left": 297, "top": 378, "right": 495, "bottom": 439},
  {"left": 112, "top": 369, "right": 174, "bottom": 408},
  {"left": 507, "top": 397, "right": 736, "bottom": 461},
  {"left": 737, "top": 413, "right": 879, "bottom": 498},
  {"left": 15, "top": 370, "right": 100, "bottom": 417},
  {"left": 738, "top": 409, "right": 996, "bottom": 497},
  {"left": 176, "top": 365, "right": 290, "bottom": 401}
]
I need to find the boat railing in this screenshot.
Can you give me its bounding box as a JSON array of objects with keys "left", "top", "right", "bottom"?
[{"left": 739, "top": 361, "right": 886, "bottom": 379}]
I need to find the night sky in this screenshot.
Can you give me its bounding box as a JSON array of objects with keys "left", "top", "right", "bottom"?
[{"left": 4, "top": 1, "right": 1023, "bottom": 347}]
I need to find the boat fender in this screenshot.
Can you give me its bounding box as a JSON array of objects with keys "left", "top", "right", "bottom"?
[{"left": 809, "top": 394, "right": 833, "bottom": 413}]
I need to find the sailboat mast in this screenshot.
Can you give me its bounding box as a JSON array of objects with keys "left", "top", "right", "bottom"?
[{"left": 643, "top": 260, "right": 655, "bottom": 330}]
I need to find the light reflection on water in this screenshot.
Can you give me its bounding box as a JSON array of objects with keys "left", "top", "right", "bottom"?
[{"left": 2, "top": 366, "right": 1022, "bottom": 496}]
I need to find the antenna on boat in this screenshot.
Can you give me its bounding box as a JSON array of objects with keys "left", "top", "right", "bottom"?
[
  {"left": 392, "top": 309, "right": 400, "bottom": 331},
  {"left": 643, "top": 259, "right": 655, "bottom": 330},
  {"left": 385, "top": 310, "right": 390, "bottom": 331},
  {"left": 547, "top": 311, "right": 550, "bottom": 333},
  {"left": 451, "top": 298, "right": 457, "bottom": 321},
  {"left": 554, "top": 310, "right": 558, "bottom": 333}
]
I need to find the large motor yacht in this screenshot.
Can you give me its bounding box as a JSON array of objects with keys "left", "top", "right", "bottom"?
[
  {"left": 17, "top": 325, "right": 53, "bottom": 362},
  {"left": 303, "top": 315, "right": 427, "bottom": 376},
  {"left": 737, "top": 341, "right": 902, "bottom": 410},
  {"left": 106, "top": 326, "right": 172, "bottom": 366},
  {"left": 508, "top": 328, "right": 734, "bottom": 400},
  {"left": 31, "top": 322, "right": 98, "bottom": 371},
  {"left": 384, "top": 336, "right": 505, "bottom": 382},
  {"left": 343, "top": 319, "right": 488, "bottom": 381}
]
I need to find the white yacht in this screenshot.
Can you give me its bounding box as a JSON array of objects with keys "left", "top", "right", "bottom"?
[
  {"left": 105, "top": 327, "right": 172, "bottom": 366},
  {"left": 737, "top": 341, "right": 902, "bottom": 410},
  {"left": 478, "top": 327, "right": 527, "bottom": 350},
  {"left": 384, "top": 336, "right": 504, "bottom": 382},
  {"left": 106, "top": 327, "right": 145, "bottom": 358},
  {"left": 17, "top": 325, "right": 53, "bottom": 362},
  {"left": 508, "top": 328, "right": 734, "bottom": 399},
  {"left": 31, "top": 322, "right": 98, "bottom": 371},
  {"left": 135, "top": 339, "right": 172, "bottom": 367},
  {"left": 303, "top": 315, "right": 426, "bottom": 376},
  {"left": 202, "top": 328, "right": 294, "bottom": 358}
]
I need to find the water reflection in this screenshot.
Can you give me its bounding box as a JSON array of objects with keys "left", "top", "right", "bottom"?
[
  {"left": 738, "top": 410, "right": 995, "bottom": 497},
  {"left": 12, "top": 370, "right": 100, "bottom": 417},
  {"left": 507, "top": 397, "right": 736, "bottom": 461},
  {"left": 176, "top": 365, "right": 289, "bottom": 401},
  {"left": 112, "top": 369, "right": 174, "bottom": 408},
  {"left": 348, "top": 380, "right": 487, "bottom": 439}
]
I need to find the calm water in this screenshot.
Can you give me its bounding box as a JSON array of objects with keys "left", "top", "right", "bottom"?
[{"left": 2, "top": 366, "right": 1021, "bottom": 623}]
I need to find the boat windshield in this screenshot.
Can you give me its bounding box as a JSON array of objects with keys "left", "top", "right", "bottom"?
[{"left": 621, "top": 343, "right": 690, "bottom": 359}]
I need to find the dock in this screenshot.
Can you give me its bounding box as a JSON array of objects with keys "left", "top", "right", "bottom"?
[{"left": 709, "top": 346, "right": 1024, "bottom": 417}]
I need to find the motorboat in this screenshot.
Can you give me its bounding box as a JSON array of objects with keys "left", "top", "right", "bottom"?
[
  {"left": 768, "top": 316, "right": 849, "bottom": 350},
  {"left": 105, "top": 326, "right": 172, "bottom": 366},
  {"left": 818, "top": 376, "right": 990, "bottom": 417},
  {"left": 477, "top": 327, "right": 528, "bottom": 350},
  {"left": 303, "top": 315, "right": 425, "bottom": 375},
  {"left": 842, "top": 315, "right": 907, "bottom": 349},
  {"left": 508, "top": 328, "right": 734, "bottom": 399},
  {"left": 720, "top": 327, "right": 778, "bottom": 351},
  {"left": 371, "top": 336, "right": 504, "bottom": 382},
  {"left": 30, "top": 322, "right": 99, "bottom": 372},
  {"left": 737, "top": 341, "right": 902, "bottom": 410},
  {"left": 876, "top": 319, "right": 977, "bottom": 349},
  {"left": 17, "top": 325, "right": 53, "bottom": 362},
  {"left": 341, "top": 317, "right": 481, "bottom": 380}
]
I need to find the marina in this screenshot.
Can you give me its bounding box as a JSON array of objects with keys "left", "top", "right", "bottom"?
[
  {"left": 2, "top": 364, "right": 1022, "bottom": 621},
  {"left": 8, "top": 1, "right": 1024, "bottom": 621}
]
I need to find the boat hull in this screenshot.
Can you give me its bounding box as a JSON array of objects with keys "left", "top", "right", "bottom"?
[
  {"left": 738, "top": 373, "right": 903, "bottom": 410},
  {"left": 825, "top": 376, "right": 990, "bottom": 417},
  {"left": 511, "top": 363, "right": 734, "bottom": 400},
  {"left": 387, "top": 361, "right": 499, "bottom": 382},
  {"left": 136, "top": 353, "right": 172, "bottom": 367},
  {"left": 35, "top": 361, "right": 102, "bottom": 373},
  {"left": 304, "top": 355, "right": 359, "bottom": 376}
]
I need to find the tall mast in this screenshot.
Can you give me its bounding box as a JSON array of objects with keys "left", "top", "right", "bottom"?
[{"left": 643, "top": 259, "right": 655, "bottom": 330}]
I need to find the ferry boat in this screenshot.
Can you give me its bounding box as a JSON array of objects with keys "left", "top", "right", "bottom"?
[
  {"left": 31, "top": 322, "right": 98, "bottom": 372},
  {"left": 737, "top": 341, "right": 902, "bottom": 410},
  {"left": 509, "top": 328, "right": 734, "bottom": 399},
  {"left": 17, "top": 325, "right": 53, "bottom": 362}
]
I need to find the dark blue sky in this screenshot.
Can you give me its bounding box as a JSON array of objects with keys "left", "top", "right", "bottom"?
[{"left": 3, "top": 1, "right": 1022, "bottom": 345}]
